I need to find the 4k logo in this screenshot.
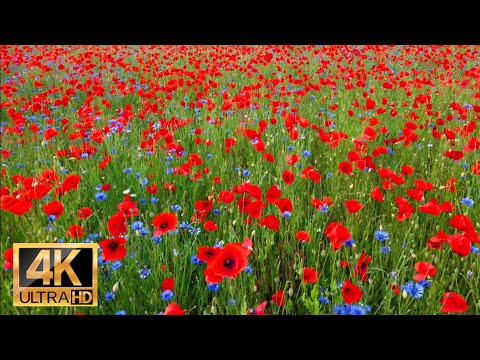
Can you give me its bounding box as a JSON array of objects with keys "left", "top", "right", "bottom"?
[{"left": 13, "top": 243, "right": 98, "bottom": 306}]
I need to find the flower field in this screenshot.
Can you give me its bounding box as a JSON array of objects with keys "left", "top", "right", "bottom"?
[{"left": 1, "top": 45, "right": 479, "bottom": 315}]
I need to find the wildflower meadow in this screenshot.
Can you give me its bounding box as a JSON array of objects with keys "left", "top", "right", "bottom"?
[{"left": 1, "top": 45, "right": 479, "bottom": 315}]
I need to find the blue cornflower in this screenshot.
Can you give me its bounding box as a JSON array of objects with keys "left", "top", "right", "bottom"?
[
  {"left": 244, "top": 265, "right": 253, "bottom": 275},
  {"left": 115, "top": 310, "right": 126, "bottom": 315},
  {"left": 302, "top": 150, "right": 312, "bottom": 157},
  {"left": 104, "top": 291, "right": 116, "bottom": 301},
  {"left": 402, "top": 281, "right": 425, "bottom": 299},
  {"left": 417, "top": 279, "right": 432, "bottom": 288},
  {"left": 320, "top": 204, "right": 329, "bottom": 214},
  {"left": 344, "top": 238, "right": 355, "bottom": 247},
  {"left": 287, "top": 145, "right": 294, "bottom": 151},
  {"left": 189, "top": 227, "right": 201, "bottom": 236},
  {"left": 234, "top": 167, "right": 240, "bottom": 173},
  {"left": 461, "top": 197, "right": 474, "bottom": 207},
  {"left": 151, "top": 235, "right": 163, "bottom": 245},
  {"left": 374, "top": 230, "right": 390, "bottom": 242},
  {"left": 318, "top": 296, "right": 330, "bottom": 305},
  {"left": 139, "top": 228, "right": 149, "bottom": 236},
  {"left": 282, "top": 211, "right": 292, "bottom": 218},
  {"left": 333, "top": 304, "right": 348, "bottom": 315},
  {"left": 325, "top": 172, "right": 333, "bottom": 179},
  {"left": 207, "top": 153, "right": 213, "bottom": 159},
  {"left": 242, "top": 169, "right": 250, "bottom": 177},
  {"left": 191, "top": 255, "right": 204, "bottom": 265},
  {"left": 123, "top": 168, "right": 132, "bottom": 174},
  {"left": 95, "top": 192, "right": 108, "bottom": 201},
  {"left": 110, "top": 261, "right": 122, "bottom": 270},
  {"left": 161, "top": 290, "right": 174, "bottom": 300},
  {"left": 207, "top": 283, "right": 220, "bottom": 292},
  {"left": 212, "top": 209, "right": 221, "bottom": 215},
  {"left": 179, "top": 222, "right": 192, "bottom": 229},
  {"left": 131, "top": 221, "right": 144, "bottom": 231},
  {"left": 349, "top": 305, "right": 367, "bottom": 315},
  {"left": 48, "top": 215, "right": 56, "bottom": 222},
  {"left": 171, "top": 204, "right": 182, "bottom": 212},
  {"left": 138, "top": 268, "right": 151, "bottom": 280},
  {"left": 471, "top": 246, "right": 479, "bottom": 254},
  {"left": 228, "top": 299, "right": 237, "bottom": 306},
  {"left": 140, "top": 178, "right": 148, "bottom": 186},
  {"left": 380, "top": 245, "right": 392, "bottom": 254},
  {"left": 80, "top": 153, "right": 89, "bottom": 159},
  {"left": 151, "top": 197, "right": 159, "bottom": 203}
]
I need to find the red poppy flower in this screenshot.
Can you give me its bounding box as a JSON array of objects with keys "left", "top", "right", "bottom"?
[
  {"left": 302, "top": 267, "right": 318, "bottom": 283},
  {"left": 208, "top": 243, "right": 248, "bottom": 278},
  {"left": 362, "top": 126, "right": 377, "bottom": 141},
  {"left": 401, "top": 164, "right": 414, "bottom": 176},
  {"left": 275, "top": 198, "right": 293, "bottom": 213},
  {"left": 204, "top": 267, "right": 223, "bottom": 283},
  {"left": 419, "top": 201, "right": 442, "bottom": 216},
  {"left": 342, "top": 278, "right": 363, "bottom": 304},
  {"left": 66, "top": 224, "right": 83, "bottom": 238},
  {"left": 42, "top": 200, "right": 64, "bottom": 218},
  {"left": 197, "top": 246, "right": 220, "bottom": 263},
  {"left": 345, "top": 200, "right": 363, "bottom": 213},
  {"left": 370, "top": 186, "right": 383, "bottom": 202},
  {"left": 282, "top": 170, "right": 295, "bottom": 185},
  {"left": 448, "top": 234, "right": 471, "bottom": 257},
  {"left": 162, "top": 278, "right": 175, "bottom": 292},
  {"left": 338, "top": 161, "right": 353, "bottom": 175},
  {"left": 300, "top": 166, "right": 321, "bottom": 183},
  {"left": 117, "top": 195, "right": 138, "bottom": 218},
  {"left": 248, "top": 300, "right": 269, "bottom": 315},
  {"left": 444, "top": 150, "right": 464, "bottom": 161},
  {"left": 354, "top": 252, "right": 371, "bottom": 282},
  {"left": 108, "top": 212, "right": 127, "bottom": 237},
  {"left": 242, "top": 237, "right": 254, "bottom": 256},
  {"left": 3, "top": 247, "right": 13, "bottom": 270},
  {"left": 99, "top": 237, "right": 127, "bottom": 261},
  {"left": 152, "top": 212, "right": 178, "bottom": 236},
  {"left": 163, "top": 302, "right": 185, "bottom": 315},
  {"left": 203, "top": 220, "right": 218, "bottom": 231},
  {"left": 340, "top": 259, "right": 349, "bottom": 268},
  {"left": 449, "top": 214, "right": 474, "bottom": 232},
  {"left": 440, "top": 292, "right": 468, "bottom": 313},
  {"left": 286, "top": 154, "right": 299, "bottom": 165},
  {"left": 61, "top": 174, "right": 81, "bottom": 193},
  {"left": 236, "top": 196, "right": 252, "bottom": 213},
  {"left": 146, "top": 184, "right": 158, "bottom": 194},
  {"left": 324, "top": 222, "right": 352, "bottom": 250},
  {"left": 413, "top": 261, "right": 436, "bottom": 281},
  {"left": 247, "top": 200, "right": 266, "bottom": 219},
  {"left": 243, "top": 183, "right": 262, "bottom": 201},
  {"left": 1, "top": 195, "right": 33, "bottom": 216},
  {"left": 427, "top": 230, "right": 449, "bottom": 249},
  {"left": 296, "top": 230, "right": 311, "bottom": 243},
  {"left": 77, "top": 207, "right": 92, "bottom": 219},
  {"left": 407, "top": 188, "right": 425, "bottom": 201},
  {"left": 395, "top": 196, "right": 414, "bottom": 222},
  {"left": 259, "top": 214, "right": 280, "bottom": 232},
  {"left": 272, "top": 289, "right": 286, "bottom": 306},
  {"left": 194, "top": 199, "right": 213, "bottom": 214},
  {"left": 266, "top": 185, "right": 282, "bottom": 204},
  {"left": 218, "top": 190, "right": 235, "bottom": 203}
]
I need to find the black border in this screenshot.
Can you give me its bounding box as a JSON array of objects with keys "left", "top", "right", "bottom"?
[{"left": 1, "top": 7, "right": 479, "bottom": 44}]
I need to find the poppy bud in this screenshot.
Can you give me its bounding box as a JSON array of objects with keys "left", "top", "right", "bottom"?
[
  {"left": 113, "top": 282, "right": 120, "bottom": 292},
  {"left": 211, "top": 305, "right": 217, "bottom": 315},
  {"left": 123, "top": 188, "right": 130, "bottom": 194},
  {"left": 321, "top": 249, "right": 327, "bottom": 257},
  {"left": 402, "top": 290, "right": 408, "bottom": 299},
  {"left": 288, "top": 288, "right": 294, "bottom": 296},
  {"left": 253, "top": 285, "right": 257, "bottom": 292},
  {"left": 251, "top": 230, "right": 256, "bottom": 237}
]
